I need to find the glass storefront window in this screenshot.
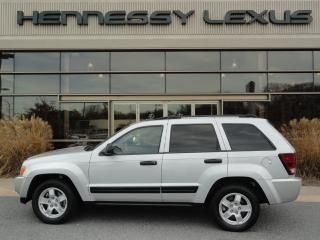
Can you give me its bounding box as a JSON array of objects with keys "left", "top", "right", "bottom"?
[
  {"left": 195, "top": 104, "right": 218, "bottom": 116},
  {"left": 113, "top": 104, "right": 137, "bottom": 133},
  {"left": 15, "top": 52, "right": 60, "bottom": 72},
  {"left": 139, "top": 104, "right": 164, "bottom": 120},
  {"left": 166, "top": 74, "right": 220, "bottom": 94},
  {"left": 221, "top": 73, "right": 267, "bottom": 93},
  {"left": 0, "top": 96, "right": 13, "bottom": 119},
  {"left": 111, "top": 74, "right": 165, "bottom": 94},
  {"left": 221, "top": 51, "right": 267, "bottom": 71},
  {"left": 269, "top": 95, "right": 320, "bottom": 127},
  {"left": 0, "top": 52, "right": 14, "bottom": 72},
  {"left": 314, "top": 73, "right": 320, "bottom": 91},
  {"left": 0, "top": 75, "right": 13, "bottom": 94},
  {"left": 60, "top": 102, "right": 108, "bottom": 140},
  {"left": 268, "top": 73, "right": 313, "bottom": 92},
  {"left": 268, "top": 51, "right": 313, "bottom": 71},
  {"left": 168, "top": 104, "right": 191, "bottom": 116},
  {"left": 14, "top": 96, "right": 61, "bottom": 138},
  {"left": 15, "top": 75, "right": 59, "bottom": 94},
  {"left": 223, "top": 102, "right": 268, "bottom": 118},
  {"left": 314, "top": 52, "right": 320, "bottom": 71},
  {"left": 84, "top": 103, "right": 109, "bottom": 139},
  {"left": 166, "top": 51, "right": 220, "bottom": 71},
  {"left": 61, "top": 52, "right": 109, "bottom": 72},
  {"left": 111, "top": 52, "right": 164, "bottom": 71},
  {"left": 61, "top": 74, "right": 109, "bottom": 94}
]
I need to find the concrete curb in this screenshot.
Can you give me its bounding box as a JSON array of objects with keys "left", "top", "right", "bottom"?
[{"left": 1, "top": 178, "right": 320, "bottom": 202}]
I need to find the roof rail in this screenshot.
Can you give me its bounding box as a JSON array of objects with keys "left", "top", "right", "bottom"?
[{"left": 150, "top": 114, "right": 257, "bottom": 120}]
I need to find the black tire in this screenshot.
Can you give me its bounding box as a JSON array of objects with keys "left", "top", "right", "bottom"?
[
  {"left": 32, "top": 179, "right": 79, "bottom": 224},
  {"left": 210, "top": 184, "right": 260, "bottom": 232}
]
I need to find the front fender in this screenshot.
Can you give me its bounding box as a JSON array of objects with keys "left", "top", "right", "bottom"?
[{"left": 21, "top": 162, "right": 91, "bottom": 202}]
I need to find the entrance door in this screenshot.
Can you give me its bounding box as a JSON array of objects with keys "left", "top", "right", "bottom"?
[{"left": 112, "top": 101, "right": 219, "bottom": 134}]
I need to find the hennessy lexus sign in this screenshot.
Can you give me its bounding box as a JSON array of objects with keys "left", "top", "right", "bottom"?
[{"left": 17, "top": 10, "right": 313, "bottom": 26}]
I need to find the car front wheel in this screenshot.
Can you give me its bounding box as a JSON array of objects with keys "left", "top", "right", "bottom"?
[
  {"left": 210, "top": 184, "right": 260, "bottom": 232},
  {"left": 32, "top": 179, "right": 78, "bottom": 224}
]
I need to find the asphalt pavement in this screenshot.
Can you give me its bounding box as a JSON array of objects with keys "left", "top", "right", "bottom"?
[{"left": 0, "top": 196, "right": 319, "bottom": 240}]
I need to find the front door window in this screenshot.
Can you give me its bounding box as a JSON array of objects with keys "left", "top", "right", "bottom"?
[{"left": 112, "top": 126, "right": 163, "bottom": 155}]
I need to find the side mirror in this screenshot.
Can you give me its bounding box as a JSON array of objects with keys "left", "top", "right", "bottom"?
[{"left": 99, "top": 144, "right": 121, "bottom": 156}]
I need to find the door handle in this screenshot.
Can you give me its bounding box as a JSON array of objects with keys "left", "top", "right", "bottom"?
[
  {"left": 204, "top": 159, "right": 222, "bottom": 164},
  {"left": 140, "top": 161, "right": 157, "bottom": 166}
]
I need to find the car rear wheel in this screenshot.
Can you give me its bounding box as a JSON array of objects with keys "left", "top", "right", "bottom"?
[
  {"left": 210, "top": 184, "right": 260, "bottom": 232},
  {"left": 32, "top": 179, "right": 78, "bottom": 224}
]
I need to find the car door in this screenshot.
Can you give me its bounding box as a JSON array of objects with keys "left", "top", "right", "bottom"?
[
  {"left": 162, "top": 118, "right": 228, "bottom": 203},
  {"left": 89, "top": 121, "right": 167, "bottom": 202}
]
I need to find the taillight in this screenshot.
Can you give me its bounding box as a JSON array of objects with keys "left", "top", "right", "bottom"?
[{"left": 278, "top": 153, "right": 296, "bottom": 175}]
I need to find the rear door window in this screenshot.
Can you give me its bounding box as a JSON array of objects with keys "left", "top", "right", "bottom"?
[
  {"left": 223, "top": 124, "right": 275, "bottom": 151},
  {"left": 169, "top": 124, "right": 220, "bottom": 153}
]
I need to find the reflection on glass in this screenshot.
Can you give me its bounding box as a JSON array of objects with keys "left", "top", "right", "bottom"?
[
  {"left": 268, "top": 73, "right": 313, "bottom": 92},
  {"left": 111, "top": 52, "right": 165, "bottom": 71},
  {"left": 0, "top": 52, "right": 14, "bottom": 72},
  {"left": 168, "top": 104, "right": 191, "bottom": 116},
  {"left": 166, "top": 74, "right": 220, "bottom": 94},
  {"left": 0, "top": 75, "right": 13, "bottom": 94},
  {"left": 84, "top": 103, "right": 108, "bottom": 139},
  {"left": 268, "top": 51, "right": 312, "bottom": 71},
  {"left": 222, "top": 74, "right": 267, "bottom": 93},
  {"left": 15, "top": 75, "right": 59, "bottom": 94},
  {"left": 166, "top": 51, "right": 220, "bottom": 71},
  {"left": 61, "top": 74, "right": 109, "bottom": 94},
  {"left": 0, "top": 96, "right": 13, "bottom": 119},
  {"left": 111, "top": 74, "right": 164, "bottom": 94},
  {"left": 195, "top": 104, "right": 217, "bottom": 116},
  {"left": 15, "top": 52, "right": 60, "bottom": 72},
  {"left": 269, "top": 95, "right": 320, "bottom": 127},
  {"left": 221, "top": 51, "right": 266, "bottom": 71},
  {"left": 223, "top": 102, "right": 267, "bottom": 118},
  {"left": 139, "top": 104, "right": 164, "bottom": 120},
  {"left": 61, "top": 103, "right": 108, "bottom": 140},
  {"left": 314, "top": 52, "right": 320, "bottom": 71},
  {"left": 60, "top": 103, "right": 83, "bottom": 139},
  {"left": 61, "top": 52, "right": 109, "bottom": 72},
  {"left": 113, "top": 104, "right": 137, "bottom": 133},
  {"left": 314, "top": 73, "right": 320, "bottom": 91},
  {"left": 14, "top": 96, "right": 61, "bottom": 138}
]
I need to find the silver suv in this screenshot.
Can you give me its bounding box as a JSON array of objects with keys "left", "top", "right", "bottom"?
[{"left": 15, "top": 116, "right": 301, "bottom": 231}]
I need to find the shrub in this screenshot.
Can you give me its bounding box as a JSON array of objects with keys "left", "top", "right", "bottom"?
[
  {"left": 281, "top": 118, "right": 320, "bottom": 179},
  {"left": 0, "top": 116, "right": 53, "bottom": 177}
]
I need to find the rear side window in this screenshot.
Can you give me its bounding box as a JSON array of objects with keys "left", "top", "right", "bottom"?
[
  {"left": 223, "top": 124, "right": 275, "bottom": 151},
  {"left": 169, "top": 124, "right": 220, "bottom": 153}
]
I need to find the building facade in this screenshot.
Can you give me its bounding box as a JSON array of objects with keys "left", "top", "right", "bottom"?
[{"left": 1, "top": 0, "right": 320, "bottom": 148}]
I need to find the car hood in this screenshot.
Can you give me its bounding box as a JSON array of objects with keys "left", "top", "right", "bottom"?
[
  {"left": 28, "top": 146, "right": 87, "bottom": 159},
  {"left": 23, "top": 146, "right": 92, "bottom": 167}
]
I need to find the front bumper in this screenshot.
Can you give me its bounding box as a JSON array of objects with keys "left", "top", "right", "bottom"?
[{"left": 14, "top": 176, "right": 29, "bottom": 197}]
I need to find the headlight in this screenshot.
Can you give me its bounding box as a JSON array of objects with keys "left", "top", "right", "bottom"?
[{"left": 19, "top": 166, "right": 26, "bottom": 176}]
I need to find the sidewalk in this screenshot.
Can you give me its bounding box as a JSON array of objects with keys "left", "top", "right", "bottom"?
[{"left": 1, "top": 178, "right": 320, "bottom": 202}]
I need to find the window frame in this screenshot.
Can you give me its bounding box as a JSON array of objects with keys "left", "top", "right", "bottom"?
[
  {"left": 110, "top": 125, "right": 164, "bottom": 156},
  {"left": 168, "top": 123, "right": 222, "bottom": 154},
  {"left": 222, "top": 123, "right": 276, "bottom": 152}
]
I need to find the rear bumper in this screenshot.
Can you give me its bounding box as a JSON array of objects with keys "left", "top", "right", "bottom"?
[{"left": 267, "top": 178, "right": 301, "bottom": 204}]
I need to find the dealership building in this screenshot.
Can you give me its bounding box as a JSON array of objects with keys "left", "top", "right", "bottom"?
[{"left": 0, "top": 0, "right": 320, "bottom": 148}]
